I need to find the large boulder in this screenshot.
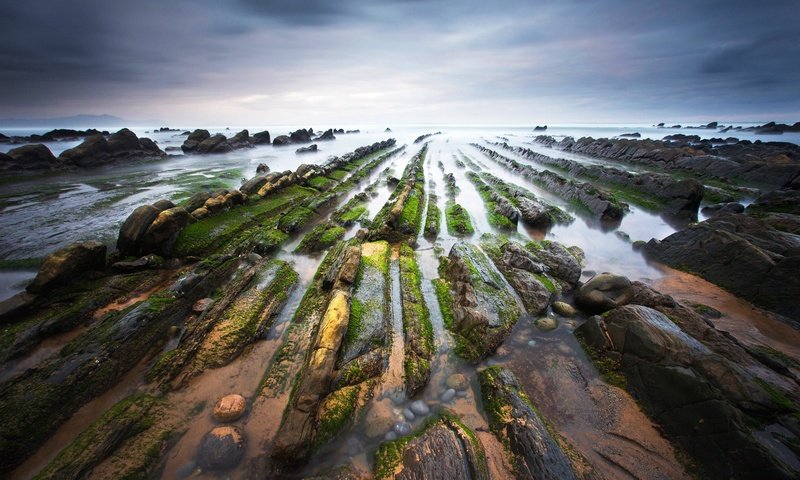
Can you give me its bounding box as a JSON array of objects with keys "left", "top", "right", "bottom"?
[
  {"left": 272, "top": 135, "right": 291, "bottom": 146},
  {"left": 197, "top": 426, "right": 245, "bottom": 471},
  {"left": 58, "top": 134, "right": 109, "bottom": 166},
  {"left": 575, "top": 272, "right": 633, "bottom": 313},
  {"left": 27, "top": 241, "right": 106, "bottom": 293},
  {"left": 181, "top": 129, "right": 211, "bottom": 153},
  {"left": 117, "top": 204, "right": 161, "bottom": 256},
  {"left": 182, "top": 191, "right": 212, "bottom": 213},
  {"left": 60, "top": 129, "right": 164, "bottom": 167},
  {"left": 106, "top": 128, "right": 141, "bottom": 152},
  {"left": 139, "top": 207, "right": 193, "bottom": 255},
  {"left": 228, "top": 130, "right": 251, "bottom": 149},
  {"left": 317, "top": 129, "right": 336, "bottom": 141},
  {"left": 289, "top": 129, "right": 312, "bottom": 144},
  {"left": 296, "top": 144, "right": 318, "bottom": 154},
  {"left": 252, "top": 130, "right": 271, "bottom": 144},
  {"left": 5, "top": 144, "right": 59, "bottom": 170},
  {"left": 240, "top": 176, "right": 267, "bottom": 195}
]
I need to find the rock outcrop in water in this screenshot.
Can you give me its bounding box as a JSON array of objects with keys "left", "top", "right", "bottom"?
[
  {"left": 60, "top": 128, "right": 164, "bottom": 167},
  {"left": 534, "top": 134, "right": 800, "bottom": 189},
  {"left": 26, "top": 240, "right": 107, "bottom": 293},
  {"left": 1, "top": 143, "right": 61, "bottom": 170},
  {"left": 181, "top": 129, "right": 257, "bottom": 154}
]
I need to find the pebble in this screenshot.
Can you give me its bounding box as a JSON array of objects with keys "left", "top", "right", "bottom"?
[
  {"left": 535, "top": 317, "right": 559, "bottom": 332},
  {"left": 212, "top": 394, "right": 246, "bottom": 422},
  {"left": 456, "top": 390, "right": 468, "bottom": 398},
  {"left": 552, "top": 301, "right": 577, "bottom": 317},
  {"left": 441, "top": 389, "right": 456, "bottom": 402},
  {"left": 394, "top": 421, "right": 412, "bottom": 436},
  {"left": 527, "top": 340, "right": 537, "bottom": 347},
  {"left": 385, "top": 431, "right": 398, "bottom": 441},
  {"left": 409, "top": 400, "right": 430, "bottom": 416},
  {"left": 403, "top": 408, "right": 415, "bottom": 421}
]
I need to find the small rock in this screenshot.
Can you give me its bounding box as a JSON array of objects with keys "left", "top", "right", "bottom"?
[
  {"left": 552, "top": 301, "right": 576, "bottom": 317},
  {"left": 409, "top": 400, "right": 430, "bottom": 416},
  {"left": 535, "top": 317, "right": 558, "bottom": 331},
  {"left": 445, "top": 373, "right": 468, "bottom": 391},
  {"left": 193, "top": 298, "right": 214, "bottom": 313},
  {"left": 385, "top": 431, "right": 398, "bottom": 441},
  {"left": 441, "top": 389, "right": 456, "bottom": 402},
  {"left": 394, "top": 422, "right": 413, "bottom": 436},
  {"left": 213, "top": 394, "right": 246, "bottom": 422},
  {"left": 403, "top": 408, "right": 415, "bottom": 421},
  {"left": 196, "top": 425, "right": 245, "bottom": 471}
]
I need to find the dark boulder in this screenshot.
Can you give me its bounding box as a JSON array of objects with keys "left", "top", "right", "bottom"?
[
  {"left": 181, "top": 129, "right": 211, "bottom": 153},
  {"left": 197, "top": 426, "right": 245, "bottom": 471},
  {"left": 748, "top": 189, "right": 800, "bottom": 216},
  {"left": 296, "top": 144, "right": 318, "bottom": 154},
  {"left": 252, "top": 130, "right": 271, "bottom": 144},
  {"left": 196, "top": 134, "right": 232, "bottom": 154},
  {"left": 575, "top": 272, "right": 633, "bottom": 314},
  {"left": 5, "top": 144, "right": 59, "bottom": 170},
  {"left": 59, "top": 135, "right": 109, "bottom": 166},
  {"left": 140, "top": 207, "right": 193, "bottom": 256},
  {"left": 240, "top": 175, "right": 268, "bottom": 195},
  {"left": 290, "top": 129, "right": 312, "bottom": 144},
  {"left": 117, "top": 205, "right": 161, "bottom": 256},
  {"left": 272, "top": 135, "right": 291, "bottom": 146},
  {"left": 702, "top": 202, "right": 745, "bottom": 216},
  {"left": 256, "top": 163, "right": 269, "bottom": 174},
  {"left": 182, "top": 192, "right": 212, "bottom": 213},
  {"left": 106, "top": 128, "right": 141, "bottom": 152},
  {"left": 59, "top": 129, "right": 164, "bottom": 167},
  {"left": 228, "top": 130, "right": 252, "bottom": 149},
  {"left": 317, "top": 129, "right": 336, "bottom": 141},
  {"left": 27, "top": 241, "right": 107, "bottom": 293}
]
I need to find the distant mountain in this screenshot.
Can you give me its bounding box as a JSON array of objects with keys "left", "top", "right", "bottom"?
[{"left": 0, "top": 114, "right": 157, "bottom": 128}]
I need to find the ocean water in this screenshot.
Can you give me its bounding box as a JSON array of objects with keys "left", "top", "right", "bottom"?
[{"left": 0, "top": 123, "right": 797, "bottom": 302}]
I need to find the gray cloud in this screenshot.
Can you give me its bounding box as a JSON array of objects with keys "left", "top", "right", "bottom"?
[{"left": 0, "top": 0, "right": 797, "bottom": 123}]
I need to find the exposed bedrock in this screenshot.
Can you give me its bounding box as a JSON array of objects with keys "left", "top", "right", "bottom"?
[
  {"left": 576, "top": 300, "right": 800, "bottom": 479},
  {"left": 374, "top": 415, "right": 489, "bottom": 480},
  {"left": 479, "top": 367, "right": 581, "bottom": 480},
  {"left": 644, "top": 212, "right": 800, "bottom": 322},
  {"left": 440, "top": 242, "right": 520, "bottom": 362},
  {"left": 534, "top": 134, "right": 800, "bottom": 189},
  {"left": 498, "top": 142, "right": 704, "bottom": 219}
]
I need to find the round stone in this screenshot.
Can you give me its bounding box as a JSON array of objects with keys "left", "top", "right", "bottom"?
[
  {"left": 441, "top": 389, "right": 456, "bottom": 402},
  {"left": 196, "top": 426, "right": 245, "bottom": 471},
  {"left": 385, "top": 431, "right": 398, "bottom": 441},
  {"left": 445, "top": 373, "right": 469, "bottom": 391},
  {"left": 409, "top": 400, "right": 430, "bottom": 416},
  {"left": 535, "top": 317, "right": 559, "bottom": 332},
  {"left": 213, "top": 394, "right": 246, "bottom": 422},
  {"left": 394, "top": 422, "right": 412, "bottom": 436},
  {"left": 552, "top": 301, "right": 577, "bottom": 317},
  {"left": 403, "top": 408, "right": 415, "bottom": 421}
]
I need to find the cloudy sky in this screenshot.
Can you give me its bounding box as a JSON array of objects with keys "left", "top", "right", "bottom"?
[{"left": 1, "top": 0, "right": 798, "bottom": 125}]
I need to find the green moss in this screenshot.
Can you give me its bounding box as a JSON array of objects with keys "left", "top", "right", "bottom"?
[
  {"left": 296, "top": 223, "right": 346, "bottom": 253},
  {"left": 465, "top": 171, "right": 517, "bottom": 231},
  {"left": 576, "top": 338, "right": 628, "bottom": 389},
  {"left": 34, "top": 394, "right": 162, "bottom": 480},
  {"left": 755, "top": 378, "right": 798, "bottom": 413},
  {"left": 445, "top": 201, "right": 474, "bottom": 235},
  {"left": 399, "top": 244, "right": 434, "bottom": 393},
  {"left": 423, "top": 194, "right": 441, "bottom": 239},
  {"left": 307, "top": 176, "right": 335, "bottom": 190},
  {"left": 278, "top": 205, "right": 316, "bottom": 233},
  {"left": 173, "top": 185, "right": 314, "bottom": 256},
  {"left": 343, "top": 297, "right": 366, "bottom": 352},
  {"left": 432, "top": 279, "right": 454, "bottom": 330},
  {"left": 534, "top": 273, "right": 557, "bottom": 293},
  {"left": 337, "top": 205, "right": 367, "bottom": 225},
  {"left": 361, "top": 241, "right": 390, "bottom": 275},
  {"left": 315, "top": 385, "right": 360, "bottom": 448},
  {"left": 327, "top": 169, "right": 349, "bottom": 181}
]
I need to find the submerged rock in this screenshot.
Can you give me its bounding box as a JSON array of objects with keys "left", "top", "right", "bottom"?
[
  {"left": 27, "top": 241, "right": 106, "bottom": 293},
  {"left": 197, "top": 426, "right": 245, "bottom": 471},
  {"left": 213, "top": 394, "right": 246, "bottom": 422}
]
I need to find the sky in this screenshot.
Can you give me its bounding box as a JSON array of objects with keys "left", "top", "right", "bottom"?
[{"left": 0, "top": 0, "right": 798, "bottom": 126}]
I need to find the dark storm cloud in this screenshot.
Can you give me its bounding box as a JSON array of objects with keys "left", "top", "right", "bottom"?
[{"left": 0, "top": 0, "right": 797, "bottom": 122}]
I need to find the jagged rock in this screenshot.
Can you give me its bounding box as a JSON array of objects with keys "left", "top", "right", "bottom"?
[
  {"left": 317, "top": 129, "right": 336, "bottom": 141},
  {"left": 290, "top": 129, "right": 312, "bottom": 144},
  {"left": 748, "top": 188, "right": 800, "bottom": 215},
  {"left": 256, "top": 163, "right": 269, "bottom": 174},
  {"left": 27, "top": 241, "right": 106, "bottom": 293},
  {"left": 181, "top": 129, "right": 211, "bottom": 153},
  {"left": 4, "top": 144, "right": 60, "bottom": 170},
  {"left": 197, "top": 426, "right": 245, "bottom": 471},
  {"left": 575, "top": 272, "right": 633, "bottom": 314},
  {"left": 228, "top": 129, "right": 252, "bottom": 149},
  {"left": 213, "top": 394, "right": 246, "bottom": 422},
  {"left": 702, "top": 202, "right": 745, "bottom": 215},
  {"left": 479, "top": 367, "right": 579, "bottom": 479},
  {"left": 529, "top": 241, "right": 582, "bottom": 288},
  {"left": 296, "top": 144, "right": 318, "bottom": 154},
  {"left": 140, "top": 207, "right": 193, "bottom": 256}
]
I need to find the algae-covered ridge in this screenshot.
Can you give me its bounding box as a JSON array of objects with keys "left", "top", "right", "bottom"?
[{"left": 399, "top": 243, "right": 434, "bottom": 396}]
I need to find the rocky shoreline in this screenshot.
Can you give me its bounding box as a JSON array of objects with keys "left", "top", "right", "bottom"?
[{"left": 0, "top": 128, "right": 798, "bottom": 479}]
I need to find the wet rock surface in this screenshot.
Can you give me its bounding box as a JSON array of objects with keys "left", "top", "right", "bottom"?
[
  {"left": 197, "top": 425, "right": 246, "bottom": 471},
  {"left": 27, "top": 240, "right": 106, "bottom": 293},
  {"left": 575, "top": 272, "right": 633, "bottom": 314},
  {"left": 479, "top": 366, "right": 579, "bottom": 480},
  {"left": 644, "top": 212, "right": 800, "bottom": 321}
]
